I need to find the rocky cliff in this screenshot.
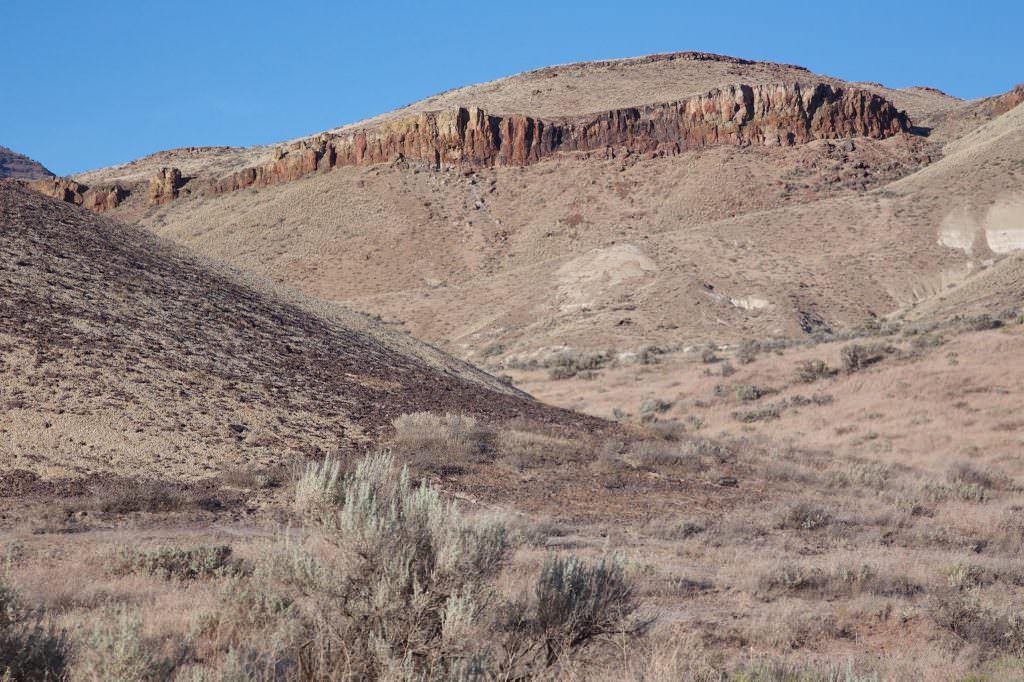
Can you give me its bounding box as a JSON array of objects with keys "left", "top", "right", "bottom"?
[
  {"left": 0, "top": 146, "right": 54, "bottom": 180},
  {"left": 212, "top": 82, "right": 909, "bottom": 195},
  {"left": 37, "top": 81, "right": 912, "bottom": 212}
]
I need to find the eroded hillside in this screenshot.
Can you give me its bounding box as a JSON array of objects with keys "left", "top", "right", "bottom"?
[
  {"left": 0, "top": 183, "right": 596, "bottom": 484},
  {"left": 26, "top": 52, "right": 1024, "bottom": 363}
]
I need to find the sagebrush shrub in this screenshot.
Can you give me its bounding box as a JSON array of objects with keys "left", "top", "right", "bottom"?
[
  {"left": 533, "top": 554, "right": 638, "bottom": 664},
  {"left": 776, "top": 502, "right": 831, "bottom": 530},
  {"left": 286, "top": 450, "right": 510, "bottom": 678},
  {"left": 77, "top": 606, "right": 164, "bottom": 681},
  {"left": 0, "top": 579, "right": 67, "bottom": 681},
  {"left": 840, "top": 343, "right": 890, "bottom": 373},
  {"left": 293, "top": 456, "right": 346, "bottom": 521},
  {"left": 107, "top": 545, "right": 236, "bottom": 580},
  {"left": 795, "top": 359, "right": 835, "bottom": 383},
  {"left": 735, "top": 339, "right": 760, "bottom": 365}
]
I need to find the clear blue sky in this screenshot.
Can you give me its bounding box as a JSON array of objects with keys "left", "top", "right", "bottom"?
[{"left": 5, "top": 0, "right": 1022, "bottom": 176}]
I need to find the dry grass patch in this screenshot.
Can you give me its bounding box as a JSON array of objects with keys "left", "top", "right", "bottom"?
[{"left": 390, "top": 411, "right": 495, "bottom": 474}]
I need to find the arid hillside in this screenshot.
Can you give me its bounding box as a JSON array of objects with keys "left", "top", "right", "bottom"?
[
  {"left": 4, "top": 52, "right": 1024, "bottom": 681},
  {"left": 50, "top": 53, "right": 1022, "bottom": 366},
  {"left": 0, "top": 145, "right": 52, "bottom": 180},
  {"left": 0, "top": 183, "right": 596, "bottom": 485}
]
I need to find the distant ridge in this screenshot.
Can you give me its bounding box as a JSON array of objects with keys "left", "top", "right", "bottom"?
[{"left": 0, "top": 145, "right": 53, "bottom": 180}]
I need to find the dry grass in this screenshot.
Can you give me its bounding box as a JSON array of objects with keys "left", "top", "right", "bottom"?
[{"left": 6, "top": 383, "right": 1024, "bottom": 678}]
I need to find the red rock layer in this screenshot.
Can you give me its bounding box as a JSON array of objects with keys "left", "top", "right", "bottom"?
[
  {"left": 210, "top": 81, "right": 909, "bottom": 194},
  {"left": 32, "top": 81, "right": 912, "bottom": 212}
]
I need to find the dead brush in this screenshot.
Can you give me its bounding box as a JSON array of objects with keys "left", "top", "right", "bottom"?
[
  {"left": 840, "top": 342, "right": 893, "bottom": 373},
  {"left": 756, "top": 562, "right": 919, "bottom": 600},
  {"left": 775, "top": 502, "right": 832, "bottom": 530},
  {"left": 627, "top": 437, "right": 731, "bottom": 474},
  {"left": 390, "top": 411, "right": 496, "bottom": 473},
  {"left": 104, "top": 544, "right": 240, "bottom": 581}
]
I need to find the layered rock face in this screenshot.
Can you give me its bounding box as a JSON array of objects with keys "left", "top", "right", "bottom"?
[
  {"left": 0, "top": 146, "right": 54, "bottom": 180},
  {"left": 36, "top": 81, "right": 911, "bottom": 212},
  {"left": 211, "top": 81, "right": 908, "bottom": 196}
]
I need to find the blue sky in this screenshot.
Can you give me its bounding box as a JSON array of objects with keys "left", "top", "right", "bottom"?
[{"left": 5, "top": 1, "right": 1022, "bottom": 175}]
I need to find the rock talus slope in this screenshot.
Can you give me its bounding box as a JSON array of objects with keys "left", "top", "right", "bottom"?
[{"left": 0, "top": 183, "right": 594, "bottom": 482}]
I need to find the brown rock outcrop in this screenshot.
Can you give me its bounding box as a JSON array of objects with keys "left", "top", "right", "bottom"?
[
  {"left": 23, "top": 177, "right": 127, "bottom": 211},
  {"left": 212, "top": 81, "right": 910, "bottom": 195},
  {"left": 29, "top": 80, "right": 912, "bottom": 213},
  {"left": 148, "top": 167, "right": 185, "bottom": 204}
]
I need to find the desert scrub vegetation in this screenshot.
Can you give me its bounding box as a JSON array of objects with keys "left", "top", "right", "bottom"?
[
  {"left": 527, "top": 554, "right": 641, "bottom": 666},
  {"left": 0, "top": 578, "right": 67, "bottom": 680},
  {"left": 929, "top": 589, "right": 1024, "bottom": 657},
  {"left": 839, "top": 342, "right": 893, "bottom": 373},
  {"left": 105, "top": 544, "right": 239, "bottom": 581},
  {"left": 76, "top": 605, "right": 169, "bottom": 681},
  {"left": 755, "top": 562, "right": 919, "bottom": 600},
  {"left": 734, "top": 338, "right": 760, "bottom": 364},
  {"left": 390, "top": 411, "right": 495, "bottom": 473},
  {"left": 732, "top": 403, "right": 783, "bottom": 423},
  {"left": 638, "top": 398, "right": 673, "bottom": 422},
  {"left": 196, "top": 451, "right": 642, "bottom": 679},
  {"left": 544, "top": 348, "right": 612, "bottom": 379},
  {"left": 774, "top": 502, "right": 832, "bottom": 531},
  {"left": 734, "top": 384, "right": 775, "bottom": 401},
  {"left": 794, "top": 359, "right": 836, "bottom": 383},
  {"left": 623, "top": 437, "right": 732, "bottom": 477}
]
